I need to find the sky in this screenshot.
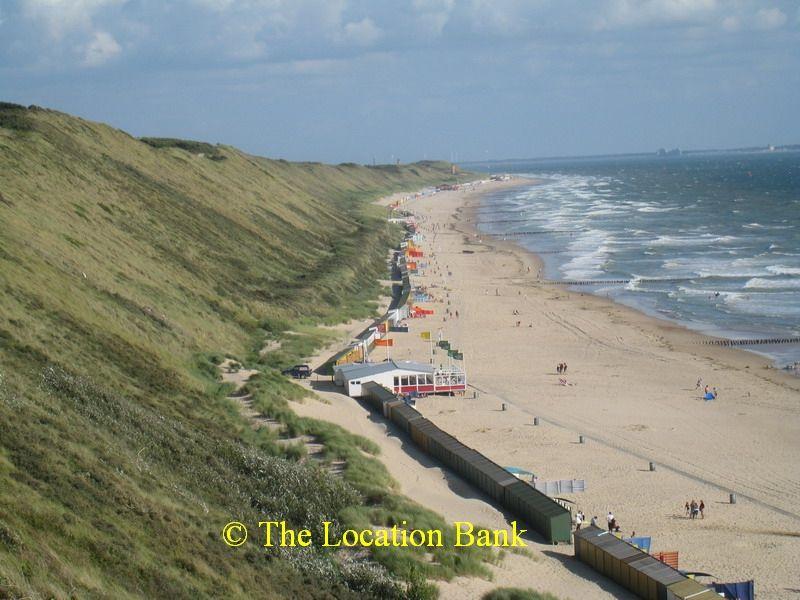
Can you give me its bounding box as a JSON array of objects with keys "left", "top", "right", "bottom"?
[{"left": 1, "top": 0, "right": 799, "bottom": 163}]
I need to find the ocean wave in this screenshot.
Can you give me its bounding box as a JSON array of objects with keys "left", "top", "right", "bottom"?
[
  {"left": 722, "top": 292, "right": 800, "bottom": 317},
  {"left": 586, "top": 208, "right": 625, "bottom": 217},
  {"left": 694, "top": 270, "right": 767, "bottom": 279},
  {"left": 662, "top": 260, "right": 684, "bottom": 270},
  {"left": 637, "top": 206, "right": 679, "bottom": 213},
  {"left": 623, "top": 278, "right": 672, "bottom": 293},
  {"left": 745, "top": 277, "right": 800, "bottom": 290},
  {"left": 561, "top": 242, "right": 612, "bottom": 279},
  {"left": 482, "top": 161, "right": 799, "bottom": 364},
  {"left": 767, "top": 265, "right": 800, "bottom": 275},
  {"left": 677, "top": 286, "right": 742, "bottom": 299},
  {"left": 650, "top": 234, "right": 739, "bottom": 247}
]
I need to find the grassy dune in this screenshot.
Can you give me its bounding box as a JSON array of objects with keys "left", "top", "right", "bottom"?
[{"left": 0, "top": 103, "right": 484, "bottom": 599}]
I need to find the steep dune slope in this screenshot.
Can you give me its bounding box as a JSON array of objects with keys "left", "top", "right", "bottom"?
[{"left": 0, "top": 103, "right": 458, "bottom": 599}]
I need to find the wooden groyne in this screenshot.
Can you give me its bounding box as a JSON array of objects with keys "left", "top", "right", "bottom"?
[{"left": 700, "top": 337, "right": 800, "bottom": 347}]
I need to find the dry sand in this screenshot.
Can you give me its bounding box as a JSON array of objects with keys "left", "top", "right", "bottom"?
[{"left": 295, "top": 179, "right": 800, "bottom": 599}]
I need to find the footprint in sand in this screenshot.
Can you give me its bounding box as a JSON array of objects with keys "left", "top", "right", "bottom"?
[{"left": 623, "top": 424, "right": 649, "bottom": 432}]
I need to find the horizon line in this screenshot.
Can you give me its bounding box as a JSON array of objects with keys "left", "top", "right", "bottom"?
[{"left": 457, "top": 143, "right": 800, "bottom": 167}]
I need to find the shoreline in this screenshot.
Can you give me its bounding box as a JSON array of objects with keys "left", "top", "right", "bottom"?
[
  {"left": 459, "top": 177, "right": 800, "bottom": 389},
  {"left": 392, "top": 179, "right": 800, "bottom": 598},
  {"left": 294, "top": 178, "right": 799, "bottom": 599}
]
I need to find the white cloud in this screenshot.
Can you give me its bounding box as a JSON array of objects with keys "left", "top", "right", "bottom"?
[
  {"left": 754, "top": 7, "right": 786, "bottom": 30},
  {"left": 595, "top": 0, "right": 719, "bottom": 30},
  {"left": 22, "top": 0, "right": 125, "bottom": 38},
  {"left": 468, "top": 0, "right": 529, "bottom": 36},
  {"left": 412, "top": 0, "right": 455, "bottom": 36},
  {"left": 189, "top": 0, "right": 237, "bottom": 10},
  {"left": 339, "top": 17, "right": 382, "bottom": 46},
  {"left": 82, "top": 30, "right": 121, "bottom": 66},
  {"left": 721, "top": 15, "right": 740, "bottom": 32}
]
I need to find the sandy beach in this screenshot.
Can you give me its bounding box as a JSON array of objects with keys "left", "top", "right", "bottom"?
[{"left": 296, "top": 179, "right": 800, "bottom": 599}]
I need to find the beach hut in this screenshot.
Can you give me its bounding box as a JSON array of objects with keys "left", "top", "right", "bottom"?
[
  {"left": 504, "top": 480, "right": 572, "bottom": 544},
  {"left": 361, "top": 381, "right": 397, "bottom": 412},
  {"left": 574, "top": 526, "right": 717, "bottom": 600},
  {"left": 331, "top": 343, "right": 364, "bottom": 367},
  {"left": 666, "top": 579, "right": 720, "bottom": 600}
]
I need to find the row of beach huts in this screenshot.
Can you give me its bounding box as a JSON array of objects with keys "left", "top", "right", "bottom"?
[{"left": 328, "top": 219, "right": 467, "bottom": 397}]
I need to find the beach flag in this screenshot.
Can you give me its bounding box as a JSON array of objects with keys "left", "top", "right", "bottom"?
[
  {"left": 420, "top": 331, "right": 431, "bottom": 340},
  {"left": 374, "top": 338, "right": 393, "bottom": 347}
]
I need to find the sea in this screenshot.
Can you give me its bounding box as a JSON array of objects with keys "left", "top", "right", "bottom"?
[{"left": 469, "top": 152, "right": 800, "bottom": 368}]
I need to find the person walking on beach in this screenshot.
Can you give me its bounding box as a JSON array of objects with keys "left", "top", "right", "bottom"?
[
  {"left": 563, "top": 363, "right": 568, "bottom": 374},
  {"left": 685, "top": 501, "right": 691, "bottom": 517},
  {"left": 696, "top": 378, "right": 703, "bottom": 390},
  {"left": 607, "top": 511, "right": 615, "bottom": 531},
  {"left": 699, "top": 500, "right": 705, "bottom": 519},
  {"left": 690, "top": 499, "right": 699, "bottom": 520},
  {"left": 575, "top": 511, "right": 584, "bottom": 531}
]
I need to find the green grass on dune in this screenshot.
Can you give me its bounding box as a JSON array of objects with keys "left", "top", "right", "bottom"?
[{"left": 0, "top": 104, "right": 485, "bottom": 599}]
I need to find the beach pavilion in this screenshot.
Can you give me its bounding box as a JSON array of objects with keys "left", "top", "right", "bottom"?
[{"left": 334, "top": 360, "right": 466, "bottom": 398}]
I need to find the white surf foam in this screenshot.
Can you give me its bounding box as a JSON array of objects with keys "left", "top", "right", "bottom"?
[
  {"left": 767, "top": 265, "right": 800, "bottom": 276},
  {"left": 745, "top": 277, "right": 800, "bottom": 290}
]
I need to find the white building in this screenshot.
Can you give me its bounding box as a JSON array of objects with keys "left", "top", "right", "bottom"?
[{"left": 333, "top": 360, "right": 466, "bottom": 398}]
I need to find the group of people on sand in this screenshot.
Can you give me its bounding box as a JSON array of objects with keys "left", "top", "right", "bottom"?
[
  {"left": 695, "top": 378, "right": 719, "bottom": 400},
  {"left": 685, "top": 499, "right": 705, "bottom": 519},
  {"left": 557, "top": 363, "right": 568, "bottom": 374},
  {"left": 575, "top": 510, "right": 635, "bottom": 536},
  {"left": 512, "top": 308, "right": 533, "bottom": 328}
]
